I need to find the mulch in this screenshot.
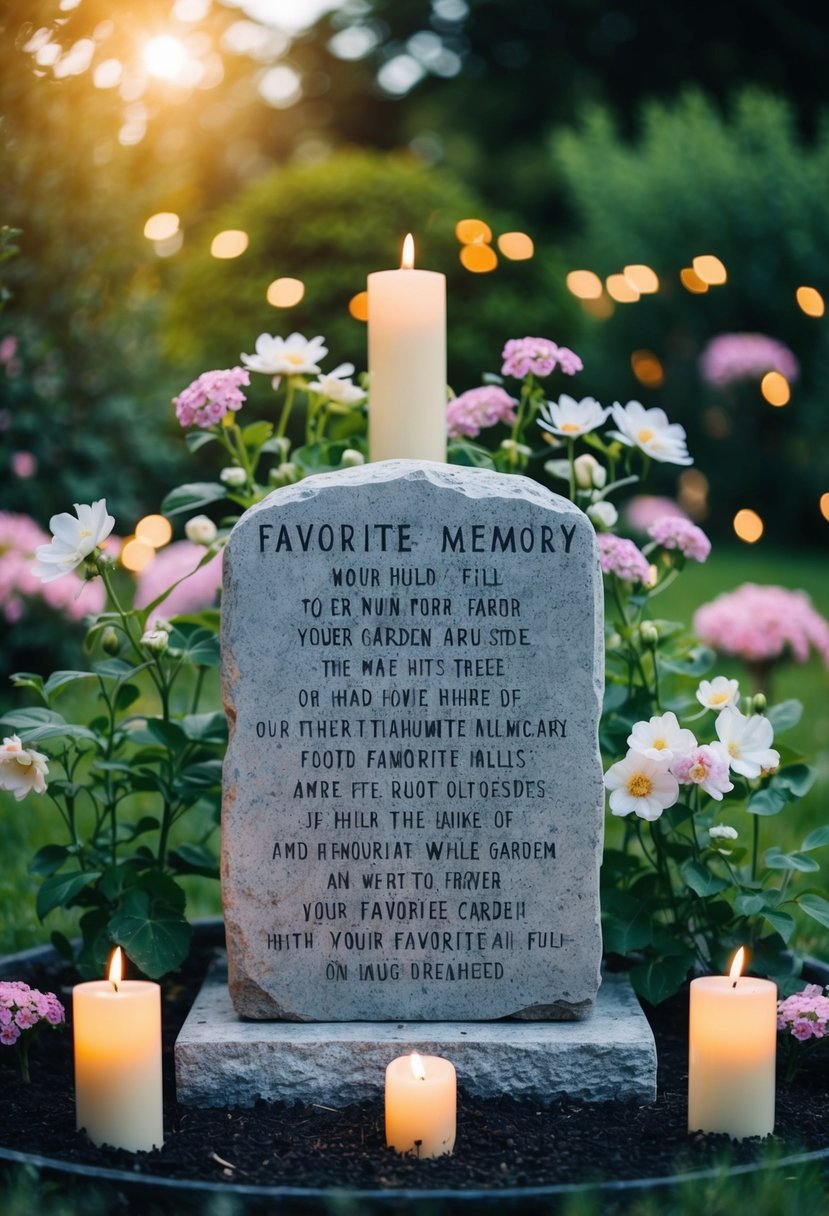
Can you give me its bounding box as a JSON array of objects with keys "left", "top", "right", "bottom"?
[{"left": 1, "top": 930, "right": 828, "bottom": 1200}]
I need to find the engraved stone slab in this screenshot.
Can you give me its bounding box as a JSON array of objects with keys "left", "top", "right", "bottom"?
[
  {"left": 221, "top": 460, "right": 604, "bottom": 1021},
  {"left": 175, "top": 956, "right": 657, "bottom": 1107}
]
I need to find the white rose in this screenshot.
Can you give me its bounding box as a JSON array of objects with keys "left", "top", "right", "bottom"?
[
  {"left": 587, "top": 501, "right": 618, "bottom": 530},
  {"left": 185, "top": 515, "right": 217, "bottom": 546},
  {"left": 574, "top": 453, "right": 607, "bottom": 490},
  {"left": 220, "top": 467, "right": 247, "bottom": 487}
]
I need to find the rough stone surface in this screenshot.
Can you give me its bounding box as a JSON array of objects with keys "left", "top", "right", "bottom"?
[
  {"left": 175, "top": 956, "right": 656, "bottom": 1108},
  {"left": 221, "top": 460, "right": 604, "bottom": 1022}
]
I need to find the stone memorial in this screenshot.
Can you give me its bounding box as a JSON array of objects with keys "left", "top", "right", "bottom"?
[{"left": 220, "top": 459, "right": 605, "bottom": 1023}]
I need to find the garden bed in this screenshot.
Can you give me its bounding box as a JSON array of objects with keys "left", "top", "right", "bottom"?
[{"left": 1, "top": 922, "right": 828, "bottom": 1205}]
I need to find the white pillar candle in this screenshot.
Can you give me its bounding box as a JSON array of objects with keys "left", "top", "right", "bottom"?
[
  {"left": 688, "top": 947, "right": 777, "bottom": 1138},
  {"left": 385, "top": 1052, "right": 456, "bottom": 1157},
  {"left": 73, "top": 948, "right": 164, "bottom": 1152},
  {"left": 368, "top": 234, "right": 447, "bottom": 464}
]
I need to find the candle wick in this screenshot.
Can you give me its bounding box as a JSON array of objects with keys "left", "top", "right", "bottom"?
[
  {"left": 111, "top": 980, "right": 119, "bottom": 993},
  {"left": 732, "top": 979, "right": 738, "bottom": 989}
]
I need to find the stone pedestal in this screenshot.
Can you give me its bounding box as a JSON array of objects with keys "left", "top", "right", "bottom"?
[{"left": 175, "top": 956, "right": 657, "bottom": 1108}]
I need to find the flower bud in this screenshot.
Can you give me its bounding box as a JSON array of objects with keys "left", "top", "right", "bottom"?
[
  {"left": 341, "top": 449, "right": 365, "bottom": 468},
  {"left": 185, "top": 514, "right": 217, "bottom": 546},
  {"left": 586, "top": 501, "right": 618, "bottom": 531},
  {"left": 752, "top": 692, "right": 767, "bottom": 715},
  {"left": 574, "top": 453, "right": 606, "bottom": 490},
  {"left": 100, "top": 626, "right": 120, "bottom": 656},
  {"left": 273, "top": 436, "right": 292, "bottom": 459},
  {"left": 140, "top": 629, "right": 169, "bottom": 654},
  {"left": 220, "top": 466, "right": 247, "bottom": 488},
  {"left": 640, "top": 621, "right": 659, "bottom": 647}
]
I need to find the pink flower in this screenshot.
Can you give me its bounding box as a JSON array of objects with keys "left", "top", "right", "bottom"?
[
  {"left": 694, "top": 584, "right": 829, "bottom": 667},
  {"left": 624, "top": 495, "right": 689, "bottom": 535},
  {"left": 699, "top": 333, "right": 800, "bottom": 389},
  {"left": 671, "top": 744, "right": 734, "bottom": 800},
  {"left": 0, "top": 980, "right": 65, "bottom": 1053},
  {"left": 647, "top": 516, "right": 711, "bottom": 563},
  {"left": 501, "top": 337, "right": 583, "bottom": 379},
  {"left": 0, "top": 512, "right": 104, "bottom": 624},
  {"left": 0, "top": 1024, "right": 20, "bottom": 1045},
  {"left": 133, "top": 540, "right": 223, "bottom": 624},
  {"left": 596, "top": 533, "right": 651, "bottom": 583},
  {"left": 11, "top": 451, "right": 37, "bottom": 479},
  {"left": 446, "top": 386, "right": 518, "bottom": 439},
  {"left": 173, "top": 367, "right": 250, "bottom": 429}
]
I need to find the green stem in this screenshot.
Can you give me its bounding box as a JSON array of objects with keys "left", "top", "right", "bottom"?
[
  {"left": 567, "top": 437, "right": 576, "bottom": 502},
  {"left": 752, "top": 815, "right": 760, "bottom": 883},
  {"left": 276, "top": 378, "right": 297, "bottom": 440},
  {"left": 190, "top": 665, "right": 207, "bottom": 715}
]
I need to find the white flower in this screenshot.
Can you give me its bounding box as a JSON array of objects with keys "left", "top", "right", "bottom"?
[
  {"left": 627, "top": 711, "right": 697, "bottom": 762},
  {"left": 587, "top": 501, "right": 618, "bottom": 530},
  {"left": 609, "top": 401, "right": 693, "bottom": 465},
  {"left": 32, "top": 500, "right": 114, "bottom": 583},
  {"left": 241, "top": 332, "right": 328, "bottom": 377},
  {"left": 185, "top": 515, "right": 217, "bottom": 546},
  {"left": 539, "top": 394, "right": 608, "bottom": 439},
  {"left": 220, "top": 466, "right": 247, "bottom": 487},
  {"left": 141, "top": 629, "right": 169, "bottom": 654},
  {"left": 0, "top": 735, "right": 49, "bottom": 801},
  {"left": 307, "top": 363, "right": 366, "bottom": 405},
  {"left": 603, "top": 750, "right": 680, "bottom": 821},
  {"left": 696, "top": 676, "right": 740, "bottom": 713},
  {"left": 341, "top": 449, "right": 365, "bottom": 467},
  {"left": 709, "top": 824, "right": 738, "bottom": 841},
  {"left": 715, "top": 707, "right": 780, "bottom": 778},
  {"left": 574, "top": 453, "right": 607, "bottom": 490}
]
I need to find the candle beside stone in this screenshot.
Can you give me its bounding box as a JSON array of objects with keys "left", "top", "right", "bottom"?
[{"left": 385, "top": 1052, "right": 456, "bottom": 1157}]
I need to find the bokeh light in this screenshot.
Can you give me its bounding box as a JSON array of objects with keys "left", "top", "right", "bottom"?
[
  {"left": 631, "top": 350, "right": 665, "bottom": 388},
  {"left": 678, "top": 469, "right": 709, "bottom": 520},
  {"left": 580, "top": 295, "right": 614, "bottom": 319},
  {"left": 136, "top": 514, "right": 173, "bottom": 549},
  {"left": 497, "top": 232, "right": 534, "bottom": 260},
  {"left": 680, "top": 267, "right": 709, "bottom": 294},
  {"left": 460, "top": 244, "right": 497, "bottom": 273},
  {"left": 143, "top": 212, "right": 180, "bottom": 241},
  {"left": 267, "top": 277, "right": 305, "bottom": 307},
  {"left": 143, "top": 35, "right": 188, "bottom": 82},
  {"left": 760, "top": 371, "right": 791, "bottom": 407},
  {"left": 733, "top": 508, "right": 764, "bottom": 544},
  {"left": 566, "top": 270, "right": 602, "bottom": 299},
  {"left": 796, "top": 286, "right": 825, "bottom": 317},
  {"left": 211, "top": 230, "right": 249, "bottom": 259},
  {"left": 455, "top": 218, "right": 492, "bottom": 245},
  {"left": 692, "top": 254, "right": 727, "bottom": 285},
  {"left": 624, "top": 264, "right": 659, "bottom": 294},
  {"left": 121, "top": 537, "right": 156, "bottom": 572},
  {"left": 820, "top": 493, "right": 829, "bottom": 522},
  {"left": 349, "top": 291, "right": 369, "bottom": 321},
  {"left": 606, "top": 274, "right": 639, "bottom": 303}
]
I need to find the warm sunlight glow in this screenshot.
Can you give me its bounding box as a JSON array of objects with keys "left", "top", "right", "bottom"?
[
  {"left": 678, "top": 469, "right": 709, "bottom": 520},
  {"left": 497, "top": 231, "right": 534, "bottom": 260},
  {"left": 581, "top": 295, "right": 614, "bottom": 320},
  {"left": 733, "top": 509, "right": 764, "bottom": 544},
  {"left": 460, "top": 243, "right": 497, "bottom": 273},
  {"left": 692, "top": 254, "right": 727, "bottom": 286},
  {"left": 760, "top": 371, "right": 790, "bottom": 407},
  {"left": 410, "top": 1052, "right": 427, "bottom": 1080},
  {"left": 680, "top": 267, "right": 709, "bottom": 294},
  {"left": 455, "top": 218, "right": 492, "bottom": 245},
  {"left": 606, "top": 274, "right": 639, "bottom": 303},
  {"left": 108, "top": 946, "right": 123, "bottom": 990},
  {"left": 136, "top": 514, "right": 173, "bottom": 549},
  {"left": 631, "top": 350, "right": 665, "bottom": 388},
  {"left": 211, "top": 230, "right": 249, "bottom": 259},
  {"left": 143, "top": 212, "right": 180, "bottom": 242},
  {"left": 624, "top": 264, "right": 659, "bottom": 294},
  {"left": 143, "top": 35, "right": 188, "bottom": 82},
  {"left": 121, "top": 537, "right": 156, "bottom": 573},
  {"left": 796, "top": 285, "right": 825, "bottom": 317},
  {"left": 349, "top": 291, "right": 369, "bottom": 322},
  {"left": 401, "top": 233, "right": 415, "bottom": 269},
  {"left": 729, "top": 946, "right": 745, "bottom": 982},
  {"left": 566, "top": 270, "right": 602, "bottom": 299},
  {"left": 267, "top": 277, "right": 305, "bottom": 308}
]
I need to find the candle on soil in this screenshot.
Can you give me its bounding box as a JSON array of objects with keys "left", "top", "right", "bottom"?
[
  {"left": 73, "top": 947, "right": 164, "bottom": 1151},
  {"left": 688, "top": 946, "right": 777, "bottom": 1138},
  {"left": 385, "top": 1051, "right": 456, "bottom": 1157},
  {"left": 367, "top": 234, "right": 447, "bottom": 464}
]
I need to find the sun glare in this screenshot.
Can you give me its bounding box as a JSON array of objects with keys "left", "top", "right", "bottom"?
[{"left": 143, "top": 35, "right": 188, "bottom": 82}]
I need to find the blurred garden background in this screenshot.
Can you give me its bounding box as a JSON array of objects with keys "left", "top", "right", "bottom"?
[{"left": 1, "top": 0, "right": 828, "bottom": 946}]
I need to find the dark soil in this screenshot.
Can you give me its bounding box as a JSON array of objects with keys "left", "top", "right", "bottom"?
[{"left": 2, "top": 928, "right": 828, "bottom": 1200}]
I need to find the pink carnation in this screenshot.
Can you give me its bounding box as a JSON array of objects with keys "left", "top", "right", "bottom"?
[
  {"left": 778, "top": 985, "right": 829, "bottom": 1041},
  {"left": 446, "top": 386, "right": 518, "bottom": 440},
  {"left": 596, "top": 533, "right": 651, "bottom": 583},
  {"left": 173, "top": 367, "right": 250, "bottom": 429},
  {"left": 694, "top": 583, "right": 829, "bottom": 667},
  {"left": 624, "top": 496, "right": 689, "bottom": 535},
  {"left": 501, "top": 337, "right": 583, "bottom": 379},
  {"left": 647, "top": 516, "right": 711, "bottom": 563},
  {"left": 699, "top": 333, "right": 800, "bottom": 389},
  {"left": 134, "top": 540, "right": 223, "bottom": 624}
]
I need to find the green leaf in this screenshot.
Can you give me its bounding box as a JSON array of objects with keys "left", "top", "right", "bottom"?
[
  {"left": 658, "top": 645, "right": 715, "bottom": 677},
  {"left": 747, "top": 787, "right": 788, "bottom": 816},
  {"left": 185, "top": 430, "right": 219, "bottom": 453},
  {"left": 798, "top": 893, "right": 829, "bottom": 930},
  {"left": 114, "top": 683, "right": 141, "bottom": 712},
  {"left": 762, "top": 909, "right": 796, "bottom": 942},
  {"left": 734, "top": 892, "right": 767, "bottom": 916},
  {"left": 764, "top": 846, "right": 820, "bottom": 873},
  {"left": 181, "top": 711, "right": 227, "bottom": 744},
  {"left": 680, "top": 858, "right": 729, "bottom": 897},
  {"left": 94, "top": 658, "right": 136, "bottom": 679},
  {"left": 174, "top": 759, "right": 223, "bottom": 794},
  {"left": 168, "top": 623, "right": 220, "bottom": 668},
  {"left": 145, "top": 718, "right": 188, "bottom": 752},
  {"left": 43, "top": 670, "right": 98, "bottom": 698},
  {"left": 601, "top": 891, "right": 654, "bottom": 954},
  {"left": 771, "top": 764, "right": 816, "bottom": 800},
  {"left": 10, "top": 672, "right": 46, "bottom": 700},
  {"left": 109, "top": 889, "right": 191, "bottom": 978},
  {"left": 169, "top": 843, "right": 220, "bottom": 879},
  {"left": 801, "top": 825, "right": 829, "bottom": 852},
  {"left": 241, "top": 420, "right": 274, "bottom": 449},
  {"left": 447, "top": 440, "right": 497, "bottom": 469},
  {"left": 766, "top": 699, "right": 803, "bottom": 734},
  {"left": 161, "top": 481, "right": 227, "bottom": 516},
  {"left": 36, "top": 870, "right": 102, "bottom": 920},
  {"left": 20, "top": 722, "right": 100, "bottom": 746},
  {"left": 28, "top": 844, "right": 72, "bottom": 877},
  {"left": 630, "top": 953, "right": 694, "bottom": 1005},
  {"left": 0, "top": 706, "right": 65, "bottom": 730}
]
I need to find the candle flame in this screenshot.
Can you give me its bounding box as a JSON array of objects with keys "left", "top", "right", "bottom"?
[
  {"left": 729, "top": 946, "right": 745, "bottom": 983},
  {"left": 108, "top": 946, "right": 123, "bottom": 991},
  {"left": 401, "top": 233, "right": 415, "bottom": 270},
  {"left": 410, "top": 1052, "right": 427, "bottom": 1081}
]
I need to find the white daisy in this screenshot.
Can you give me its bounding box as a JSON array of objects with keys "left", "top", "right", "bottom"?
[
  {"left": 609, "top": 401, "right": 693, "bottom": 465},
  {"left": 538, "top": 394, "right": 608, "bottom": 439},
  {"left": 241, "top": 332, "right": 328, "bottom": 377},
  {"left": 627, "top": 711, "right": 697, "bottom": 762},
  {"left": 32, "top": 500, "right": 114, "bottom": 583},
  {"left": 715, "top": 707, "right": 780, "bottom": 778},
  {"left": 306, "top": 363, "right": 366, "bottom": 405},
  {"left": 696, "top": 676, "right": 740, "bottom": 712},
  {"left": 603, "top": 750, "right": 680, "bottom": 821}
]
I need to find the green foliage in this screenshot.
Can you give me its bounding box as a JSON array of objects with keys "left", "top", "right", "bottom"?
[
  {"left": 163, "top": 149, "right": 579, "bottom": 399},
  {"left": 551, "top": 89, "right": 829, "bottom": 542}
]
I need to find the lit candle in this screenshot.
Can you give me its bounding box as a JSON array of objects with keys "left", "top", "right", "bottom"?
[
  {"left": 367, "top": 234, "right": 447, "bottom": 464},
  {"left": 73, "top": 947, "right": 164, "bottom": 1152},
  {"left": 688, "top": 947, "right": 777, "bottom": 1138},
  {"left": 385, "top": 1052, "right": 456, "bottom": 1157}
]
